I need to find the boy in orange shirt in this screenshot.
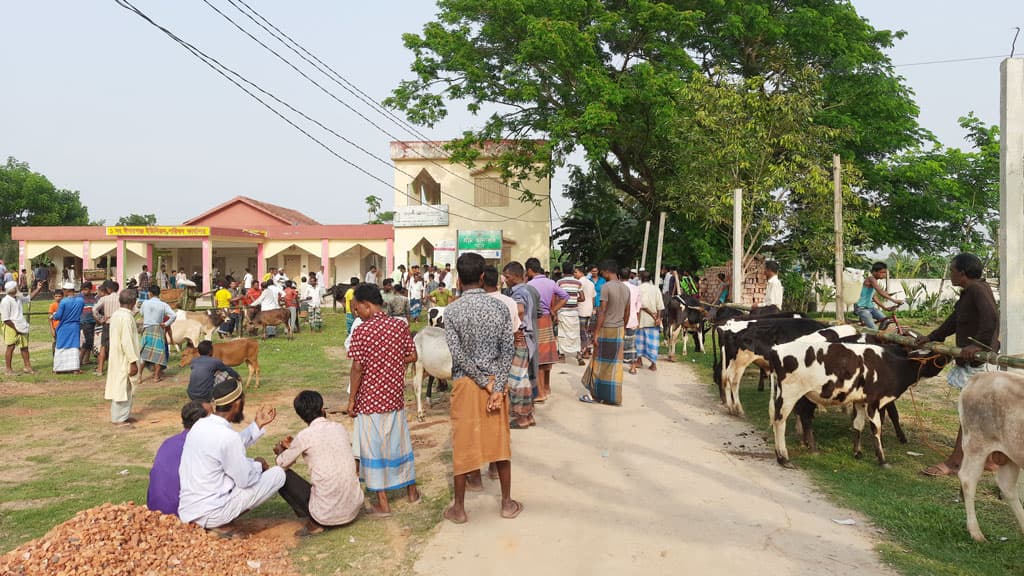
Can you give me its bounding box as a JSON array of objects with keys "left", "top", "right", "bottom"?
[{"left": 48, "top": 289, "right": 63, "bottom": 353}]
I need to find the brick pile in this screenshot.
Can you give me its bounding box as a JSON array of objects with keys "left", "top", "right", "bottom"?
[
  {"left": 699, "top": 256, "right": 767, "bottom": 306},
  {"left": 0, "top": 503, "right": 298, "bottom": 576}
]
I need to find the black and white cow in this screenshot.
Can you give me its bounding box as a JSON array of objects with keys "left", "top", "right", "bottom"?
[
  {"left": 768, "top": 341, "right": 947, "bottom": 468},
  {"left": 710, "top": 310, "right": 807, "bottom": 394},
  {"left": 663, "top": 294, "right": 706, "bottom": 360},
  {"left": 427, "top": 306, "right": 446, "bottom": 328},
  {"left": 715, "top": 317, "right": 828, "bottom": 416},
  {"left": 789, "top": 325, "right": 908, "bottom": 451}
]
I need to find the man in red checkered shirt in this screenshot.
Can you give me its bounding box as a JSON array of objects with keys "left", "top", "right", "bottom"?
[{"left": 347, "top": 283, "right": 420, "bottom": 516}]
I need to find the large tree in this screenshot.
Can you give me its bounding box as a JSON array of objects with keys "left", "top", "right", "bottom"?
[
  {"left": 0, "top": 157, "right": 90, "bottom": 261},
  {"left": 116, "top": 213, "right": 157, "bottom": 226},
  {"left": 387, "top": 0, "right": 922, "bottom": 219}
]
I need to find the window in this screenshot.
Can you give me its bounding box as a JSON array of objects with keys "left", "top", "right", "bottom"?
[
  {"left": 474, "top": 177, "right": 510, "bottom": 207},
  {"left": 410, "top": 169, "right": 441, "bottom": 206}
]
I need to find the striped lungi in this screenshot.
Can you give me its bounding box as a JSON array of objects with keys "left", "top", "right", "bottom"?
[
  {"left": 52, "top": 347, "right": 80, "bottom": 373},
  {"left": 508, "top": 337, "right": 533, "bottom": 422},
  {"left": 557, "top": 309, "right": 581, "bottom": 355},
  {"left": 410, "top": 298, "right": 422, "bottom": 320},
  {"left": 623, "top": 328, "right": 637, "bottom": 364},
  {"left": 352, "top": 409, "right": 416, "bottom": 492},
  {"left": 578, "top": 315, "right": 592, "bottom": 354},
  {"left": 451, "top": 376, "right": 511, "bottom": 476},
  {"left": 635, "top": 326, "right": 660, "bottom": 363},
  {"left": 139, "top": 325, "right": 168, "bottom": 367},
  {"left": 535, "top": 314, "right": 559, "bottom": 365},
  {"left": 582, "top": 326, "right": 624, "bottom": 405}
]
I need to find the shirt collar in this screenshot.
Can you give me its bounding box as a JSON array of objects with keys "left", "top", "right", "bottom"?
[{"left": 461, "top": 288, "right": 485, "bottom": 295}]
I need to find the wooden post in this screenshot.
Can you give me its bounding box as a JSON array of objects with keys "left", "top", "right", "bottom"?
[
  {"left": 1000, "top": 58, "right": 1024, "bottom": 359},
  {"left": 640, "top": 220, "right": 651, "bottom": 271},
  {"left": 833, "top": 154, "right": 844, "bottom": 322},
  {"left": 653, "top": 212, "right": 667, "bottom": 287},
  {"left": 732, "top": 189, "right": 742, "bottom": 304}
]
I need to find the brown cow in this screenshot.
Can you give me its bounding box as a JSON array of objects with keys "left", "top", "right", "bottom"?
[
  {"left": 244, "top": 308, "right": 293, "bottom": 340},
  {"left": 179, "top": 338, "right": 261, "bottom": 388},
  {"left": 183, "top": 309, "right": 227, "bottom": 338}
]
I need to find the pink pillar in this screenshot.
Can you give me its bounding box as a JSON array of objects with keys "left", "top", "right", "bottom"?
[
  {"left": 115, "top": 240, "right": 125, "bottom": 287},
  {"left": 201, "top": 239, "right": 212, "bottom": 293},
  {"left": 82, "top": 240, "right": 92, "bottom": 269},
  {"left": 320, "top": 239, "right": 330, "bottom": 286},
  {"left": 18, "top": 240, "right": 27, "bottom": 280},
  {"left": 145, "top": 243, "right": 154, "bottom": 274},
  {"left": 386, "top": 238, "right": 394, "bottom": 276},
  {"left": 257, "top": 243, "right": 266, "bottom": 281}
]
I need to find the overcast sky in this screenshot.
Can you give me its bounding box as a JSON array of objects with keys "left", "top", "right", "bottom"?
[{"left": 1, "top": 1, "right": 1022, "bottom": 226}]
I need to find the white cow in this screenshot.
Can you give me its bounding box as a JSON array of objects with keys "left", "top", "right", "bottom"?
[
  {"left": 411, "top": 326, "right": 451, "bottom": 421},
  {"left": 169, "top": 315, "right": 208, "bottom": 353},
  {"left": 958, "top": 371, "right": 1024, "bottom": 542}
]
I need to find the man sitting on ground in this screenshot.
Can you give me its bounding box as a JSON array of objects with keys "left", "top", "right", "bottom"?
[
  {"left": 274, "top": 390, "right": 363, "bottom": 535},
  {"left": 147, "top": 400, "right": 208, "bottom": 516},
  {"left": 178, "top": 378, "right": 286, "bottom": 530},
  {"left": 186, "top": 340, "right": 241, "bottom": 406}
]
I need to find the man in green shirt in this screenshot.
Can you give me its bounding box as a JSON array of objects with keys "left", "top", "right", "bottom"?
[{"left": 429, "top": 282, "right": 452, "bottom": 307}]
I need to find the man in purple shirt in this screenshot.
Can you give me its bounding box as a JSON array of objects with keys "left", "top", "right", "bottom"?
[
  {"left": 525, "top": 258, "right": 568, "bottom": 402},
  {"left": 147, "top": 400, "right": 209, "bottom": 516}
]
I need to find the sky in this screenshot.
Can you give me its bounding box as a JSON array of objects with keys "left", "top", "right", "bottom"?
[{"left": 1, "top": 1, "right": 1022, "bottom": 227}]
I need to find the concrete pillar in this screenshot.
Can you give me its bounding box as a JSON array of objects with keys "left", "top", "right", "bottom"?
[
  {"left": 257, "top": 244, "right": 266, "bottom": 280},
  {"left": 386, "top": 238, "right": 394, "bottom": 275},
  {"left": 201, "top": 239, "right": 212, "bottom": 294},
  {"left": 145, "top": 243, "right": 153, "bottom": 274},
  {"left": 321, "top": 239, "right": 330, "bottom": 286},
  {"left": 18, "top": 240, "right": 27, "bottom": 282},
  {"left": 115, "top": 240, "right": 125, "bottom": 287},
  {"left": 1000, "top": 58, "right": 1024, "bottom": 357},
  {"left": 82, "top": 240, "right": 92, "bottom": 269},
  {"left": 732, "top": 188, "right": 743, "bottom": 304}
]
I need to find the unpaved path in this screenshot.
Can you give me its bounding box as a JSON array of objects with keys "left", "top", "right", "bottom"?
[{"left": 415, "top": 358, "right": 895, "bottom": 576}]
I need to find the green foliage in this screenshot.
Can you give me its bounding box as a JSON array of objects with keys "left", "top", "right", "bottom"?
[
  {"left": 0, "top": 157, "right": 91, "bottom": 261},
  {"left": 115, "top": 213, "right": 157, "bottom": 226}
]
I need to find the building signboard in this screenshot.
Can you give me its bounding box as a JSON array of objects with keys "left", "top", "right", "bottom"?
[
  {"left": 394, "top": 204, "right": 450, "bottom": 227},
  {"left": 106, "top": 226, "right": 210, "bottom": 237},
  {"left": 457, "top": 230, "right": 502, "bottom": 259}
]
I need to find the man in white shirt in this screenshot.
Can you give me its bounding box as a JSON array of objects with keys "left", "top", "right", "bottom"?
[
  {"left": 252, "top": 281, "right": 283, "bottom": 337},
  {"left": 300, "top": 275, "right": 326, "bottom": 331},
  {"left": 178, "top": 379, "right": 286, "bottom": 530},
  {"left": 242, "top": 268, "right": 254, "bottom": 290},
  {"left": 3, "top": 280, "right": 44, "bottom": 375},
  {"left": 760, "top": 260, "right": 784, "bottom": 312},
  {"left": 364, "top": 266, "right": 379, "bottom": 285},
  {"left": 274, "top": 270, "right": 289, "bottom": 289},
  {"left": 574, "top": 265, "right": 596, "bottom": 360}
]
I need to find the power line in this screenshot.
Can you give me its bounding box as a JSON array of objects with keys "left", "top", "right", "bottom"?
[
  {"left": 198, "top": 0, "right": 547, "bottom": 216},
  {"left": 113, "top": 0, "right": 547, "bottom": 224},
  {"left": 213, "top": 0, "right": 549, "bottom": 201},
  {"left": 893, "top": 55, "right": 1005, "bottom": 67}
]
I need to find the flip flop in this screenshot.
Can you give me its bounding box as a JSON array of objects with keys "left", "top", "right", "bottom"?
[
  {"left": 509, "top": 421, "right": 529, "bottom": 430},
  {"left": 365, "top": 509, "right": 392, "bottom": 519},
  {"left": 207, "top": 526, "right": 241, "bottom": 539},
  {"left": 501, "top": 500, "right": 524, "bottom": 519},
  {"left": 443, "top": 504, "right": 468, "bottom": 525},
  {"left": 578, "top": 394, "right": 594, "bottom": 404},
  {"left": 920, "top": 463, "right": 956, "bottom": 477}
]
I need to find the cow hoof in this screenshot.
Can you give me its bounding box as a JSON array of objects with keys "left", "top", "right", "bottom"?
[
  {"left": 777, "top": 457, "right": 795, "bottom": 469},
  {"left": 416, "top": 413, "right": 425, "bottom": 423},
  {"left": 879, "top": 462, "right": 892, "bottom": 470},
  {"left": 667, "top": 356, "right": 676, "bottom": 362},
  {"left": 853, "top": 451, "right": 863, "bottom": 460}
]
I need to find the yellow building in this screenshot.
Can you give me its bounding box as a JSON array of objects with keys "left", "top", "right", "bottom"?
[{"left": 390, "top": 140, "right": 552, "bottom": 271}]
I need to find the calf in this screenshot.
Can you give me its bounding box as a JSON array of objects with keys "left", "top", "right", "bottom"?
[
  {"left": 715, "top": 317, "right": 828, "bottom": 415},
  {"left": 411, "top": 326, "right": 452, "bottom": 421},
  {"left": 169, "top": 317, "right": 206, "bottom": 352},
  {"left": 768, "top": 341, "right": 947, "bottom": 468},
  {"left": 663, "top": 294, "right": 706, "bottom": 360},
  {"left": 427, "top": 306, "right": 446, "bottom": 328},
  {"left": 245, "top": 308, "right": 293, "bottom": 340},
  {"left": 179, "top": 338, "right": 261, "bottom": 389},
  {"left": 328, "top": 283, "right": 352, "bottom": 312},
  {"left": 958, "top": 371, "right": 1024, "bottom": 542},
  {"left": 183, "top": 309, "right": 227, "bottom": 339},
  {"left": 790, "top": 325, "right": 907, "bottom": 451}
]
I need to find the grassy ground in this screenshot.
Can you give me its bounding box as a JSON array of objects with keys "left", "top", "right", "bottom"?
[
  {"left": 675, "top": 317, "right": 1024, "bottom": 576},
  {"left": 0, "top": 307, "right": 449, "bottom": 575}
]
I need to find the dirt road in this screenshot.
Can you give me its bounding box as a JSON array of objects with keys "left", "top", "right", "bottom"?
[{"left": 415, "top": 358, "right": 895, "bottom": 576}]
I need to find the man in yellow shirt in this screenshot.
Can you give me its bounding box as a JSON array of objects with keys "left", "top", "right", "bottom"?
[{"left": 344, "top": 277, "right": 359, "bottom": 334}]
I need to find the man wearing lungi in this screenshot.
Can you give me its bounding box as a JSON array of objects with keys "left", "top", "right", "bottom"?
[
  {"left": 444, "top": 253, "right": 521, "bottom": 524},
  {"left": 622, "top": 267, "right": 641, "bottom": 374},
  {"left": 524, "top": 258, "right": 568, "bottom": 402},
  {"left": 574, "top": 265, "right": 596, "bottom": 361},
  {"left": 347, "top": 283, "right": 420, "bottom": 517},
  {"left": 105, "top": 289, "right": 140, "bottom": 425},
  {"left": 139, "top": 285, "right": 175, "bottom": 383},
  {"left": 580, "top": 261, "right": 630, "bottom": 405},
  {"left": 51, "top": 281, "right": 84, "bottom": 374},
  {"left": 556, "top": 263, "right": 584, "bottom": 366},
  {"left": 636, "top": 271, "right": 665, "bottom": 371},
  {"left": 483, "top": 266, "right": 530, "bottom": 428},
  {"left": 503, "top": 262, "right": 539, "bottom": 414}
]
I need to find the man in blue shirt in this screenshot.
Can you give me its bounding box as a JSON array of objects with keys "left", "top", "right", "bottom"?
[{"left": 186, "top": 340, "right": 241, "bottom": 404}]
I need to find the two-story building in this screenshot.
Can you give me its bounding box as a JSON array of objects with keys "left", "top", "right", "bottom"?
[{"left": 390, "top": 140, "right": 551, "bottom": 272}]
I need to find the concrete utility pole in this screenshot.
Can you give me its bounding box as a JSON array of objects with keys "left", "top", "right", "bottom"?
[
  {"left": 1000, "top": 58, "right": 1024, "bottom": 359},
  {"left": 833, "top": 154, "right": 844, "bottom": 322},
  {"left": 732, "top": 188, "right": 743, "bottom": 304},
  {"left": 653, "top": 212, "right": 667, "bottom": 286},
  {"left": 640, "top": 220, "right": 651, "bottom": 271}
]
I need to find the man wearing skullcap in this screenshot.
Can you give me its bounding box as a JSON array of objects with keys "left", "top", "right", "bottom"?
[
  {"left": 2, "top": 279, "right": 44, "bottom": 375},
  {"left": 178, "top": 378, "right": 285, "bottom": 530},
  {"left": 51, "top": 281, "right": 84, "bottom": 373}
]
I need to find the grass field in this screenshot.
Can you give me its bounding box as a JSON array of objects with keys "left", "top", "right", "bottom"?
[
  {"left": 0, "top": 308, "right": 449, "bottom": 575},
  {"left": 677, "top": 317, "right": 1024, "bottom": 576}
]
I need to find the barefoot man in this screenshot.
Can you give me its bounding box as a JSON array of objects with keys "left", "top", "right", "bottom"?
[{"left": 443, "top": 253, "right": 521, "bottom": 524}]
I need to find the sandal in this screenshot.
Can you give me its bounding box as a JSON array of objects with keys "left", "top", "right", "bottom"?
[
  {"left": 920, "top": 463, "right": 957, "bottom": 477},
  {"left": 501, "top": 499, "right": 524, "bottom": 519},
  {"left": 578, "top": 394, "right": 595, "bottom": 404},
  {"left": 509, "top": 421, "right": 529, "bottom": 430}
]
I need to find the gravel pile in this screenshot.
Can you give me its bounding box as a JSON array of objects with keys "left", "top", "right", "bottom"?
[{"left": 0, "top": 502, "right": 298, "bottom": 575}]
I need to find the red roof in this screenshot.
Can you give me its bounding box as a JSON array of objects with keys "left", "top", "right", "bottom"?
[{"left": 182, "top": 195, "right": 321, "bottom": 226}]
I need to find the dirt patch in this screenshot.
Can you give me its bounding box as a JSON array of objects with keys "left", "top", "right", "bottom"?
[
  {"left": 324, "top": 347, "right": 347, "bottom": 361},
  {"left": 0, "top": 497, "right": 68, "bottom": 512}
]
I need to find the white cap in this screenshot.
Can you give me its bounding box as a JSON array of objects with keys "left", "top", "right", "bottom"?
[
  {"left": 62, "top": 281, "right": 75, "bottom": 290},
  {"left": 4, "top": 281, "right": 16, "bottom": 293}
]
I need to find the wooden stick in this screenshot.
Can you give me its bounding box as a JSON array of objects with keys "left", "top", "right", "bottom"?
[{"left": 862, "top": 329, "right": 1024, "bottom": 369}]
